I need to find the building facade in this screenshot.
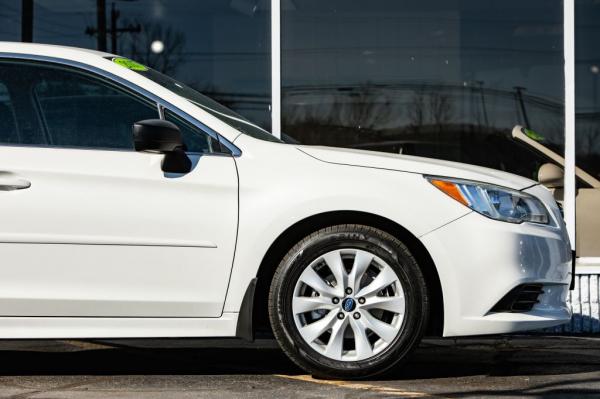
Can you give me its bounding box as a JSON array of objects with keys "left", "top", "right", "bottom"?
[{"left": 0, "top": 0, "right": 599, "bottom": 331}]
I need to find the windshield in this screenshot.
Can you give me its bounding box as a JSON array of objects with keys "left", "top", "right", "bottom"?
[{"left": 107, "top": 57, "right": 282, "bottom": 143}]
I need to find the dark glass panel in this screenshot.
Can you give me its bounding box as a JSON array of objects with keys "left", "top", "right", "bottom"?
[
  {"left": 576, "top": 0, "right": 600, "bottom": 180},
  {"left": 575, "top": 0, "right": 600, "bottom": 257},
  {"left": 282, "top": 0, "right": 564, "bottom": 181},
  {"left": 0, "top": 0, "right": 271, "bottom": 130}
]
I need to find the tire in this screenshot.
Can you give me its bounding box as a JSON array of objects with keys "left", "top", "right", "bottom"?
[{"left": 268, "top": 224, "right": 429, "bottom": 379}]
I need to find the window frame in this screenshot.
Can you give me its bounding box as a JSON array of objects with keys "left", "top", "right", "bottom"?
[{"left": 0, "top": 54, "right": 240, "bottom": 156}]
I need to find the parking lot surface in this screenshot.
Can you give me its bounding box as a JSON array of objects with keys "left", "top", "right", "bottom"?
[{"left": 0, "top": 336, "right": 598, "bottom": 398}]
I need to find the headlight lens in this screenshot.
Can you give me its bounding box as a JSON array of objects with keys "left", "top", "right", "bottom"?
[{"left": 426, "top": 176, "right": 550, "bottom": 224}]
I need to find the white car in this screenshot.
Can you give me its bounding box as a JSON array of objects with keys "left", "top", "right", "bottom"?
[{"left": 0, "top": 43, "right": 572, "bottom": 379}]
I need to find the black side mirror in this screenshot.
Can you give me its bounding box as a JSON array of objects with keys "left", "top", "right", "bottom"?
[{"left": 133, "top": 119, "right": 191, "bottom": 174}]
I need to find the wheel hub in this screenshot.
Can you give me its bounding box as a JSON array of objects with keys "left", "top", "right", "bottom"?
[{"left": 341, "top": 297, "right": 356, "bottom": 312}]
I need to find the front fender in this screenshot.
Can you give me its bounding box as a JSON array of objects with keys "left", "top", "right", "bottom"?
[{"left": 223, "top": 136, "right": 469, "bottom": 313}]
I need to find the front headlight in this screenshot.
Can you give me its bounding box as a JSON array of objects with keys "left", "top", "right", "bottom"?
[{"left": 426, "top": 176, "right": 550, "bottom": 225}]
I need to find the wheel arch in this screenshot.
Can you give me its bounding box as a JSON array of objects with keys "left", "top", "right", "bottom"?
[{"left": 251, "top": 210, "right": 444, "bottom": 338}]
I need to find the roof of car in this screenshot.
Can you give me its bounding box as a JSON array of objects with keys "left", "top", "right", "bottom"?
[{"left": 0, "top": 41, "right": 115, "bottom": 60}]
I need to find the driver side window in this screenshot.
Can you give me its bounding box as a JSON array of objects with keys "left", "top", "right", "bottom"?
[
  {"left": 34, "top": 72, "right": 157, "bottom": 150},
  {"left": 0, "top": 59, "right": 215, "bottom": 153}
]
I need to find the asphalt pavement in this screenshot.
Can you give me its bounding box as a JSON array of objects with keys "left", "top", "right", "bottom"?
[{"left": 0, "top": 336, "right": 598, "bottom": 398}]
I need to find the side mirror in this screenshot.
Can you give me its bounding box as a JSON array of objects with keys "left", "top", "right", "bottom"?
[
  {"left": 538, "top": 163, "right": 564, "bottom": 189},
  {"left": 133, "top": 119, "right": 191, "bottom": 174}
]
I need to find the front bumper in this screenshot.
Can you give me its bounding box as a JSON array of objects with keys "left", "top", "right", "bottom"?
[{"left": 421, "top": 185, "right": 572, "bottom": 337}]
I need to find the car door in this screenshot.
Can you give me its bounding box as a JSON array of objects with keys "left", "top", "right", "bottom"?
[{"left": 0, "top": 58, "right": 238, "bottom": 317}]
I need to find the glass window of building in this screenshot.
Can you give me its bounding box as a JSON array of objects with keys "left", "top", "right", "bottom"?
[
  {"left": 576, "top": 0, "right": 600, "bottom": 257},
  {"left": 282, "top": 0, "right": 564, "bottom": 182},
  {"left": 0, "top": 0, "right": 271, "bottom": 130}
]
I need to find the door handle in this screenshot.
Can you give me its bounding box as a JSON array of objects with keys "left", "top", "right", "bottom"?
[{"left": 0, "top": 177, "right": 31, "bottom": 191}]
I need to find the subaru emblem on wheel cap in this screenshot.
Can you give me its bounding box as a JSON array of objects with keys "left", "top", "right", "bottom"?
[{"left": 342, "top": 297, "right": 356, "bottom": 312}]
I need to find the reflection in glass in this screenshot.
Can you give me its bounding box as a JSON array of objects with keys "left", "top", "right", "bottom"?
[
  {"left": 282, "top": 0, "right": 564, "bottom": 181},
  {"left": 0, "top": 0, "right": 271, "bottom": 129},
  {"left": 575, "top": 0, "right": 600, "bottom": 257}
]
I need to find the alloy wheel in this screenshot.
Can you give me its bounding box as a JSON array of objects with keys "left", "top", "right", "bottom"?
[{"left": 292, "top": 248, "right": 406, "bottom": 362}]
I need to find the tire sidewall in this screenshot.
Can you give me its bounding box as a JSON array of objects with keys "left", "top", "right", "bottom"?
[{"left": 270, "top": 226, "right": 428, "bottom": 378}]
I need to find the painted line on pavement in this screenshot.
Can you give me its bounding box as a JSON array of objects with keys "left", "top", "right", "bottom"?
[
  {"left": 275, "top": 374, "right": 446, "bottom": 398},
  {"left": 58, "top": 340, "right": 115, "bottom": 350}
]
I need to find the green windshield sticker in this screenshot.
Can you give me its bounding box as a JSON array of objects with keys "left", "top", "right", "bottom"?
[
  {"left": 523, "top": 128, "right": 544, "bottom": 142},
  {"left": 112, "top": 57, "right": 148, "bottom": 71}
]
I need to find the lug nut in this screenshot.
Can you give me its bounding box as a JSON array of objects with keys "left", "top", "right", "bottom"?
[
  {"left": 345, "top": 287, "right": 353, "bottom": 295},
  {"left": 353, "top": 312, "right": 361, "bottom": 319},
  {"left": 332, "top": 297, "right": 340, "bottom": 304},
  {"left": 358, "top": 297, "right": 365, "bottom": 304},
  {"left": 337, "top": 312, "right": 345, "bottom": 320}
]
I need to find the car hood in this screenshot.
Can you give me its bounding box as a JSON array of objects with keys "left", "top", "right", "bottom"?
[{"left": 297, "top": 145, "right": 537, "bottom": 190}]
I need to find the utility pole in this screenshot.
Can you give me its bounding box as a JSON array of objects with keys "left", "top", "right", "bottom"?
[
  {"left": 110, "top": 2, "right": 119, "bottom": 53},
  {"left": 96, "top": 0, "right": 107, "bottom": 51},
  {"left": 514, "top": 86, "right": 531, "bottom": 128},
  {"left": 476, "top": 81, "right": 489, "bottom": 128},
  {"left": 86, "top": 1, "right": 140, "bottom": 54},
  {"left": 21, "top": 0, "right": 34, "bottom": 42},
  {"left": 592, "top": 65, "right": 599, "bottom": 110}
]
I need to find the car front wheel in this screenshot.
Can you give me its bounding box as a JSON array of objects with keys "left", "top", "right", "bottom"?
[{"left": 268, "top": 224, "right": 429, "bottom": 379}]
